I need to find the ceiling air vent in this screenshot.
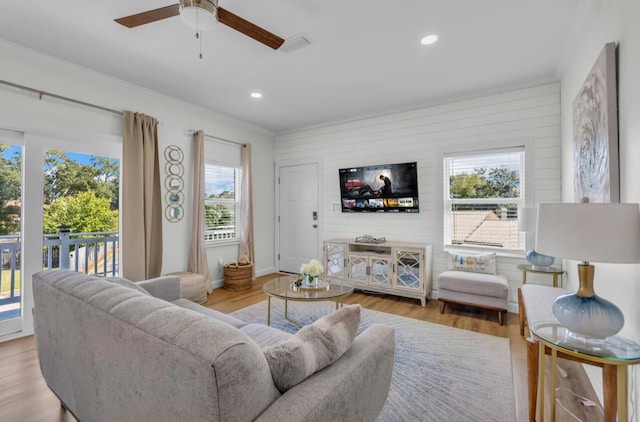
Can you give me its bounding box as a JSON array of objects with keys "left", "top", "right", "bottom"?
[{"left": 279, "top": 33, "right": 312, "bottom": 53}]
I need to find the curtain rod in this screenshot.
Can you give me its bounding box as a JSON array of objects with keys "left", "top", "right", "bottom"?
[
  {"left": 0, "top": 79, "right": 124, "bottom": 117},
  {"left": 187, "top": 130, "right": 246, "bottom": 147}
]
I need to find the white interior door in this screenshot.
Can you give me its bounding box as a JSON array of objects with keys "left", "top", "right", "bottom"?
[{"left": 278, "top": 162, "right": 319, "bottom": 273}]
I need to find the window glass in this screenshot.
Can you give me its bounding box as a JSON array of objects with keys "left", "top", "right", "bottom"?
[
  {"left": 204, "top": 163, "right": 239, "bottom": 242},
  {"left": 444, "top": 148, "right": 524, "bottom": 251}
]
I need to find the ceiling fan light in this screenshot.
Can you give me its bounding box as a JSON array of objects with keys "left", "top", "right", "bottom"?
[
  {"left": 179, "top": 0, "right": 217, "bottom": 31},
  {"left": 420, "top": 34, "right": 439, "bottom": 46}
]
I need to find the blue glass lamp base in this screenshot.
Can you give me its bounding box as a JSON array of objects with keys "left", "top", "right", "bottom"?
[
  {"left": 552, "top": 293, "right": 625, "bottom": 340},
  {"left": 525, "top": 249, "right": 555, "bottom": 269}
]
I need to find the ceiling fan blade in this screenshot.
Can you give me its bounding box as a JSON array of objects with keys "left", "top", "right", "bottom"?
[
  {"left": 114, "top": 4, "right": 180, "bottom": 28},
  {"left": 218, "top": 7, "right": 285, "bottom": 50}
]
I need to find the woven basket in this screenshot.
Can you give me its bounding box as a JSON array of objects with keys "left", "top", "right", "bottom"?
[{"left": 223, "top": 261, "right": 253, "bottom": 291}]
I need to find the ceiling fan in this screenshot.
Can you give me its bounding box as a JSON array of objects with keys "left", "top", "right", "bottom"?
[{"left": 114, "top": 0, "right": 285, "bottom": 50}]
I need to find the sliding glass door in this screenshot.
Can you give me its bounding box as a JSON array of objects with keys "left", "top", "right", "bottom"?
[
  {"left": 0, "top": 129, "right": 23, "bottom": 336},
  {"left": 0, "top": 128, "right": 121, "bottom": 340}
]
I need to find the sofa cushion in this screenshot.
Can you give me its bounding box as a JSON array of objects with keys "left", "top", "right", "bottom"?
[
  {"left": 172, "top": 298, "right": 247, "bottom": 328},
  {"left": 105, "top": 276, "right": 151, "bottom": 296},
  {"left": 521, "top": 284, "right": 565, "bottom": 328},
  {"left": 438, "top": 270, "right": 508, "bottom": 299},
  {"left": 448, "top": 252, "right": 497, "bottom": 274},
  {"left": 263, "top": 304, "right": 361, "bottom": 392},
  {"left": 240, "top": 323, "right": 293, "bottom": 348}
]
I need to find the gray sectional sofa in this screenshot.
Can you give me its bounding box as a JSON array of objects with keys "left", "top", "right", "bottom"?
[{"left": 32, "top": 270, "right": 395, "bottom": 422}]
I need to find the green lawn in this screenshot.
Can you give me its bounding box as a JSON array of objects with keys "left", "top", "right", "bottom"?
[{"left": 0, "top": 269, "right": 21, "bottom": 296}]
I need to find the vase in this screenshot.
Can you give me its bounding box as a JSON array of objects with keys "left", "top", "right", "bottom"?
[
  {"left": 525, "top": 249, "right": 555, "bottom": 269},
  {"left": 304, "top": 274, "right": 319, "bottom": 287},
  {"left": 552, "top": 263, "right": 624, "bottom": 340}
]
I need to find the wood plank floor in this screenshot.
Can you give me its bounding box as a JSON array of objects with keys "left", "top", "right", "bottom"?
[{"left": 0, "top": 273, "right": 603, "bottom": 422}]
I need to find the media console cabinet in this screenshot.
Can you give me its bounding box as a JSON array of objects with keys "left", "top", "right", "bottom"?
[{"left": 323, "top": 239, "right": 433, "bottom": 306}]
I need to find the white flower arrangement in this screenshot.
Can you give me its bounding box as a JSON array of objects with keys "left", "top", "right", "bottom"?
[{"left": 299, "top": 259, "right": 323, "bottom": 277}]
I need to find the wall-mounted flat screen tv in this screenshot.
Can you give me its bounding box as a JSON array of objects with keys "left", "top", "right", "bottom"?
[{"left": 339, "top": 162, "right": 419, "bottom": 213}]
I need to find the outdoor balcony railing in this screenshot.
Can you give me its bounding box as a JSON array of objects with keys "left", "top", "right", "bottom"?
[
  {"left": 204, "top": 225, "right": 236, "bottom": 241},
  {"left": 0, "top": 230, "right": 119, "bottom": 320},
  {"left": 0, "top": 235, "right": 21, "bottom": 308},
  {"left": 43, "top": 230, "right": 119, "bottom": 277}
]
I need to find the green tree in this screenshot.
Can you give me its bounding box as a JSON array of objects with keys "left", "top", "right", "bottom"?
[
  {"left": 44, "top": 151, "right": 120, "bottom": 206},
  {"left": 449, "top": 172, "right": 487, "bottom": 198},
  {"left": 450, "top": 166, "right": 519, "bottom": 199},
  {"left": 44, "top": 151, "right": 102, "bottom": 204},
  {"left": 90, "top": 156, "right": 120, "bottom": 210},
  {"left": 0, "top": 145, "right": 21, "bottom": 235},
  {"left": 205, "top": 190, "right": 235, "bottom": 228},
  {"left": 482, "top": 167, "right": 520, "bottom": 198},
  {"left": 43, "top": 191, "right": 118, "bottom": 234}
]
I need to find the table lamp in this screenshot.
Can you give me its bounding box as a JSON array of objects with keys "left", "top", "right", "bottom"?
[
  {"left": 518, "top": 207, "right": 555, "bottom": 269},
  {"left": 535, "top": 202, "right": 640, "bottom": 340}
]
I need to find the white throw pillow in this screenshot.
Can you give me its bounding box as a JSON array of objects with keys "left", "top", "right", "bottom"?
[
  {"left": 448, "top": 252, "right": 497, "bottom": 275},
  {"left": 263, "top": 304, "right": 361, "bottom": 392}
]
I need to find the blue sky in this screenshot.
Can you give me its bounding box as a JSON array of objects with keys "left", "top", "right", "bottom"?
[
  {"left": 2, "top": 144, "right": 103, "bottom": 165},
  {"left": 2, "top": 145, "right": 20, "bottom": 160},
  {"left": 204, "top": 164, "right": 236, "bottom": 196},
  {"left": 65, "top": 152, "right": 93, "bottom": 165}
]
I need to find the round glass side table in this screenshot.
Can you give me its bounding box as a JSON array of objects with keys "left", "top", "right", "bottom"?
[
  {"left": 517, "top": 264, "right": 564, "bottom": 288},
  {"left": 530, "top": 321, "right": 640, "bottom": 422}
]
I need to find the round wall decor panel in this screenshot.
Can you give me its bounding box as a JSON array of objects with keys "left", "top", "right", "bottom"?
[{"left": 164, "top": 145, "right": 184, "bottom": 223}]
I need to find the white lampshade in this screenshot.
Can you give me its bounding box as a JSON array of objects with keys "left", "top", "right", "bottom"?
[
  {"left": 179, "top": 0, "right": 217, "bottom": 31},
  {"left": 517, "top": 207, "right": 537, "bottom": 233},
  {"left": 536, "top": 203, "right": 640, "bottom": 264}
]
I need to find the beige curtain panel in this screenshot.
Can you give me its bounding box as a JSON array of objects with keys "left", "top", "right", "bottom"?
[
  {"left": 121, "top": 111, "right": 163, "bottom": 281},
  {"left": 188, "top": 130, "right": 212, "bottom": 291},
  {"left": 239, "top": 143, "right": 255, "bottom": 279}
]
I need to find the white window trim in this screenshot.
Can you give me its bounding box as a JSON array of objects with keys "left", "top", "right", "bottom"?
[{"left": 437, "top": 139, "right": 534, "bottom": 256}]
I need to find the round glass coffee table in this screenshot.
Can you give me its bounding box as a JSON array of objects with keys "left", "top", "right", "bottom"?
[{"left": 263, "top": 275, "right": 354, "bottom": 327}]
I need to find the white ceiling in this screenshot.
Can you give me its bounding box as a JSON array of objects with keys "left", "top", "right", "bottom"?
[{"left": 0, "top": 1, "right": 587, "bottom": 134}]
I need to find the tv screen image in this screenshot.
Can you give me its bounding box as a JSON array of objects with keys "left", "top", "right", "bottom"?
[{"left": 339, "top": 162, "right": 419, "bottom": 213}]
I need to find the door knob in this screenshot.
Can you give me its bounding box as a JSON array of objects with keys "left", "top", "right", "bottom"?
[{"left": 312, "top": 224, "right": 318, "bottom": 228}]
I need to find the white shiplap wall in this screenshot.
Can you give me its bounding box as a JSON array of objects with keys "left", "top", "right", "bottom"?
[{"left": 275, "top": 83, "right": 562, "bottom": 311}]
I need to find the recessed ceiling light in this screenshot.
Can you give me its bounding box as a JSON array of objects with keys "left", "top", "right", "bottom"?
[
  {"left": 420, "top": 34, "right": 438, "bottom": 46},
  {"left": 250, "top": 92, "right": 263, "bottom": 99}
]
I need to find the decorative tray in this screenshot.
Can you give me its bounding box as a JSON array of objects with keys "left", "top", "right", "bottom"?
[
  {"left": 290, "top": 278, "right": 331, "bottom": 292},
  {"left": 355, "top": 236, "right": 386, "bottom": 244}
]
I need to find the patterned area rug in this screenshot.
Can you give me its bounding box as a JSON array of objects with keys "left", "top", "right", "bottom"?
[{"left": 230, "top": 301, "right": 516, "bottom": 422}]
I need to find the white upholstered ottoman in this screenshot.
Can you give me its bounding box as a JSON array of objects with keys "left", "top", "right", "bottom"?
[{"left": 438, "top": 270, "right": 509, "bottom": 325}]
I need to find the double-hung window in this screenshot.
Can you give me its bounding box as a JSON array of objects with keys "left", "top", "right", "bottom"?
[
  {"left": 204, "top": 163, "right": 240, "bottom": 242},
  {"left": 443, "top": 147, "right": 525, "bottom": 253},
  {"left": 203, "top": 139, "right": 242, "bottom": 244}
]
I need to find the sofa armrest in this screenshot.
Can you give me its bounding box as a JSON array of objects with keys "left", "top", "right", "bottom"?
[
  {"left": 255, "top": 324, "right": 395, "bottom": 422},
  {"left": 138, "top": 276, "right": 181, "bottom": 301}
]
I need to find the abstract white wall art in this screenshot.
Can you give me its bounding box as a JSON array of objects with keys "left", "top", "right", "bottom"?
[{"left": 573, "top": 42, "right": 619, "bottom": 203}]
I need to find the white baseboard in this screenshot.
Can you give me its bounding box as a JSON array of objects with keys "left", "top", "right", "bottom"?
[
  {"left": 0, "top": 328, "right": 34, "bottom": 343},
  {"left": 257, "top": 266, "right": 277, "bottom": 277},
  {"left": 210, "top": 266, "right": 277, "bottom": 290}
]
